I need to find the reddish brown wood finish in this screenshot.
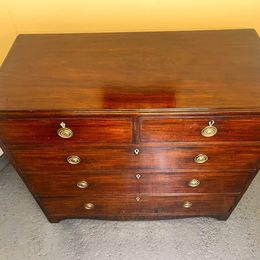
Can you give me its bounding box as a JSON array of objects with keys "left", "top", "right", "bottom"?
[
  {"left": 40, "top": 194, "right": 238, "bottom": 221},
  {"left": 0, "top": 30, "right": 260, "bottom": 111},
  {"left": 25, "top": 171, "right": 252, "bottom": 197},
  {"left": 140, "top": 116, "right": 260, "bottom": 142},
  {"left": 10, "top": 144, "right": 260, "bottom": 172},
  {"left": 0, "top": 30, "right": 260, "bottom": 222},
  {"left": 0, "top": 117, "right": 132, "bottom": 145}
]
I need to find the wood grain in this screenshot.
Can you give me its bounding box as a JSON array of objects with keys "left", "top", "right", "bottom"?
[
  {"left": 0, "top": 30, "right": 259, "bottom": 222},
  {"left": 0, "top": 29, "right": 260, "bottom": 111},
  {"left": 0, "top": 116, "right": 133, "bottom": 145},
  {"left": 10, "top": 144, "right": 260, "bottom": 172},
  {"left": 40, "top": 194, "right": 238, "bottom": 221},
  {"left": 140, "top": 116, "right": 260, "bottom": 142},
  {"left": 25, "top": 171, "right": 252, "bottom": 197}
]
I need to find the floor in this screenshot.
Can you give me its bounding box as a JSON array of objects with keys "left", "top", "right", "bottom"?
[{"left": 0, "top": 155, "right": 260, "bottom": 260}]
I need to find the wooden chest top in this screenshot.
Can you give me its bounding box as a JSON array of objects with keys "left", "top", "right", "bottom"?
[{"left": 0, "top": 29, "right": 260, "bottom": 112}]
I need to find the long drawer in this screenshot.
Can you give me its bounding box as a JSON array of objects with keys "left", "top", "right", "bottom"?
[
  {"left": 26, "top": 171, "right": 252, "bottom": 197},
  {"left": 0, "top": 116, "right": 133, "bottom": 145},
  {"left": 40, "top": 194, "right": 238, "bottom": 220},
  {"left": 10, "top": 144, "right": 260, "bottom": 172},
  {"left": 140, "top": 116, "right": 260, "bottom": 142}
]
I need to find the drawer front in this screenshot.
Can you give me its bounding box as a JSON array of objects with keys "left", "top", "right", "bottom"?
[
  {"left": 134, "top": 171, "right": 251, "bottom": 194},
  {"left": 140, "top": 116, "right": 260, "bottom": 142},
  {"left": 40, "top": 194, "right": 238, "bottom": 219},
  {"left": 0, "top": 117, "right": 132, "bottom": 145},
  {"left": 26, "top": 171, "right": 252, "bottom": 197},
  {"left": 134, "top": 146, "right": 259, "bottom": 171},
  {"left": 41, "top": 196, "right": 140, "bottom": 218},
  {"left": 11, "top": 145, "right": 260, "bottom": 172},
  {"left": 27, "top": 172, "right": 139, "bottom": 196}
]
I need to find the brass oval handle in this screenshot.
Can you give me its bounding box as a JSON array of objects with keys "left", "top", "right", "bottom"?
[
  {"left": 183, "top": 201, "right": 192, "bottom": 208},
  {"left": 84, "top": 203, "right": 94, "bottom": 210},
  {"left": 201, "top": 120, "right": 218, "bottom": 137},
  {"left": 77, "top": 180, "right": 88, "bottom": 189},
  {"left": 194, "top": 154, "right": 208, "bottom": 164},
  {"left": 57, "top": 122, "right": 73, "bottom": 139},
  {"left": 188, "top": 179, "right": 200, "bottom": 187},
  {"left": 136, "top": 197, "right": 141, "bottom": 202},
  {"left": 67, "top": 155, "right": 81, "bottom": 165},
  {"left": 136, "top": 174, "right": 141, "bottom": 180},
  {"left": 134, "top": 148, "right": 140, "bottom": 155}
]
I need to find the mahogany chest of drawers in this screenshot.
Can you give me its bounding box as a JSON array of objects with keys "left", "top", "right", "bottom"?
[{"left": 0, "top": 29, "right": 260, "bottom": 223}]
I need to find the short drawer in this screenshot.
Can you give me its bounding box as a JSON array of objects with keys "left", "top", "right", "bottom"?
[
  {"left": 10, "top": 144, "right": 260, "bottom": 172},
  {"left": 0, "top": 116, "right": 132, "bottom": 145},
  {"left": 140, "top": 116, "right": 260, "bottom": 142},
  {"left": 25, "top": 171, "right": 252, "bottom": 197},
  {"left": 40, "top": 194, "right": 238, "bottom": 220}
]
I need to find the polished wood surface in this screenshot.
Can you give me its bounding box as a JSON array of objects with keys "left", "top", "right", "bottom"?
[
  {"left": 10, "top": 144, "right": 260, "bottom": 172},
  {"left": 0, "top": 29, "right": 260, "bottom": 111},
  {"left": 140, "top": 116, "right": 260, "bottom": 142},
  {"left": 40, "top": 194, "right": 238, "bottom": 220},
  {"left": 0, "top": 117, "right": 132, "bottom": 145},
  {"left": 0, "top": 30, "right": 259, "bottom": 222},
  {"left": 25, "top": 171, "right": 252, "bottom": 197}
]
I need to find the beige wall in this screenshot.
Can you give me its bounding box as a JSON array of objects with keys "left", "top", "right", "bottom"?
[
  {"left": 1, "top": 0, "right": 260, "bottom": 64},
  {"left": 0, "top": 4, "right": 16, "bottom": 64}
]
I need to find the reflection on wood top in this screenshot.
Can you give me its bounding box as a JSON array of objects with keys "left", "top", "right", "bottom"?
[{"left": 0, "top": 29, "right": 260, "bottom": 111}]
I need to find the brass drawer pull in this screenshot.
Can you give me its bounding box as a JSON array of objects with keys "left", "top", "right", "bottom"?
[
  {"left": 183, "top": 201, "right": 192, "bottom": 208},
  {"left": 201, "top": 120, "right": 218, "bottom": 137},
  {"left": 134, "top": 148, "right": 140, "bottom": 155},
  {"left": 136, "top": 197, "right": 141, "bottom": 202},
  {"left": 84, "top": 203, "right": 94, "bottom": 210},
  {"left": 77, "top": 180, "right": 88, "bottom": 189},
  {"left": 57, "top": 122, "right": 73, "bottom": 139},
  {"left": 136, "top": 174, "right": 141, "bottom": 180},
  {"left": 67, "top": 155, "right": 81, "bottom": 165},
  {"left": 188, "top": 179, "right": 200, "bottom": 187},
  {"left": 194, "top": 154, "right": 208, "bottom": 164}
]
